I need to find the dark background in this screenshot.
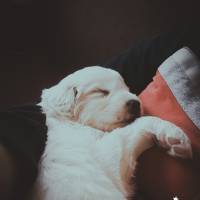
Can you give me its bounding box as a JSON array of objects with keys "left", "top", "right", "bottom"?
[
  {"left": 0, "top": 0, "right": 200, "bottom": 105},
  {"left": 1, "top": 1, "right": 200, "bottom": 200}
]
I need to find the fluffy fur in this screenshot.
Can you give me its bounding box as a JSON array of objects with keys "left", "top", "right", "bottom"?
[{"left": 31, "top": 66, "right": 192, "bottom": 200}]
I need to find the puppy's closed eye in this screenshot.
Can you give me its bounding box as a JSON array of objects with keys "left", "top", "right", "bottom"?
[
  {"left": 89, "top": 88, "right": 110, "bottom": 96},
  {"left": 93, "top": 89, "right": 109, "bottom": 96}
]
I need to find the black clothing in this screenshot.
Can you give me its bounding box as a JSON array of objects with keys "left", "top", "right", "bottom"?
[
  {"left": 0, "top": 105, "right": 47, "bottom": 200},
  {"left": 103, "top": 27, "right": 200, "bottom": 94}
]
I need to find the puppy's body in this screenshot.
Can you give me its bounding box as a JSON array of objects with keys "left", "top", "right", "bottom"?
[
  {"left": 32, "top": 66, "right": 192, "bottom": 200},
  {"left": 34, "top": 117, "right": 124, "bottom": 200}
]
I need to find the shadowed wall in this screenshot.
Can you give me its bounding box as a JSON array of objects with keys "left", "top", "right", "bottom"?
[{"left": 1, "top": 0, "right": 200, "bottom": 105}]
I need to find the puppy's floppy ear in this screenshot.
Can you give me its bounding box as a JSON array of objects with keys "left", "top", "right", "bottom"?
[{"left": 38, "top": 78, "right": 78, "bottom": 119}]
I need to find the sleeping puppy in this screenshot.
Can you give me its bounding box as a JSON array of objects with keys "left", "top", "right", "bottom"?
[{"left": 32, "top": 66, "right": 192, "bottom": 200}]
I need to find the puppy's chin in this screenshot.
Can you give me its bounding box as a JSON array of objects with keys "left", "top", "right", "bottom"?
[
  {"left": 100, "top": 120, "right": 136, "bottom": 132},
  {"left": 76, "top": 110, "right": 141, "bottom": 132},
  {"left": 85, "top": 118, "right": 138, "bottom": 132},
  {"left": 111, "top": 113, "right": 142, "bottom": 129},
  {"left": 80, "top": 120, "right": 120, "bottom": 132}
]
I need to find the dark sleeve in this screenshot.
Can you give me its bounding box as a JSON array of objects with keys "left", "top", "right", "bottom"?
[
  {"left": 0, "top": 104, "right": 47, "bottom": 200},
  {"left": 103, "top": 26, "right": 200, "bottom": 94}
]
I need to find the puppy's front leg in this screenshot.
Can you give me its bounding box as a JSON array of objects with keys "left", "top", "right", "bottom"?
[
  {"left": 118, "top": 116, "right": 192, "bottom": 193},
  {"left": 96, "top": 116, "right": 192, "bottom": 198},
  {"left": 131, "top": 116, "right": 192, "bottom": 159}
]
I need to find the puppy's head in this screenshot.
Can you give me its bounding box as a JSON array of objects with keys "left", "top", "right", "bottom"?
[{"left": 39, "top": 66, "right": 141, "bottom": 131}]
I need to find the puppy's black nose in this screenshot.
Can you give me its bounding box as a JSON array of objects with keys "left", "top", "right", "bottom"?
[{"left": 126, "top": 99, "right": 141, "bottom": 116}]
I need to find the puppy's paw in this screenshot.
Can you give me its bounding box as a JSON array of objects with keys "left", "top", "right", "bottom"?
[{"left": 157, "top": 125, "right": 192, "bottom": 159}]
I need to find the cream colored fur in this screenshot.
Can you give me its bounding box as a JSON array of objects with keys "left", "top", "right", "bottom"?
[{"left": 31, "top": 66, "right": 192, "bottom": 200}]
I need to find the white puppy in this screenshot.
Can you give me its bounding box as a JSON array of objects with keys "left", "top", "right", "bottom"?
[{"left": 32, "top": 66, "right": 192, "bottom": 200}]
